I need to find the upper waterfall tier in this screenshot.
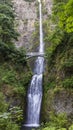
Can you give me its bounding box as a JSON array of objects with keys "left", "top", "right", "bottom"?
[{"left": 13, "top": 0, "right": 52, "bottom": 50}]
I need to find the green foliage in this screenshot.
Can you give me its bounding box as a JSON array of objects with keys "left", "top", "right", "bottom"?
[
  {"left": 41, "top": 112, "right": 68, "bottom": 130},
  {"left": 44, "top": 81, "right": 56, "bottom": 91},
  {"left": 38, "top": 124, "right": 73, "bottom": 130},
  {"left": 0, "top": 2, "right": 18, "bottom": 43},
  {"left": 46, "top": 0, "right": 73, "bottom": 64},
  {"left": 62, "top": 76, "right": 73, "bottom": 88},
  {"left": 44, "top": 74, "right": 56, "bottom": 92},
  {"left": 46, "top": 26, "right": 64, "bottom": 64},
  {"left": 48, "top": 112, "right": 68, "bottom": 128},
  {"left": 9, "top": 106, "right": 23, "bottom": 123},
  {"left": 0, "top": 62, "right": 32, "bottom": 96},
  {"left": 0, "top": 119, "right": 20, "bottom": 130},
  {"left": 0, "top": 92, "right": 21, "bottom": 130},
  {"left": 60, "top": 0, "right": 73, "bottom": 33},
  {"left": 2, "top": 70, "right": 17, "bottom": 84},
  {"left": 42, "top": 127, "right": 67, "bottom": 130},
  {"left": 0, "top": 41, "right": 26, "bottom": 65},
  {"left": 62, "top": 58, "right": 73, "bottom": 68},
  {"left": 58, "top": 128, "right": 66, "bottom": 130},
  {"left": 0, "top": 107, "right": 23, "bottom": 125},
  {"left": 6, "top": 123, "right": 20, "bottom": 130},
  {"left": 43, "top": 0, "right": 73, "bottom": 129},
  {"left": 69, "top": 125, "right": 73, "bottom": 130},
  {"left": 0, "top": 0, "right": 12, "bottom": 7},
  {"left": 45, "top": 0, "right": 73, "bottom": 90},
  {"left": 42, "top": 126, "right": 56, "bottom": 130},
  {"left": 0, "top": 92, "right": 8, "bottom": 112},
  {"left": 53, "top": 0, "right": 73, "bottom": 33},
  {"left": 0, "top": 0, "right": 25, "bottom": 68}
]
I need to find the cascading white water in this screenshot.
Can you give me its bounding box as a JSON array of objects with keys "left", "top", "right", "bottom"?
[{"left": 25, "top": 0, "right": 44, "bottom": 128}]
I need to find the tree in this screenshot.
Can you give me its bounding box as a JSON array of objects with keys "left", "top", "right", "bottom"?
[
  {"left": 0, "top": 1, "right": 18, "bottom": 45},
  {"left": 54, "top": 0, "right": 73, "bottom": 33}
]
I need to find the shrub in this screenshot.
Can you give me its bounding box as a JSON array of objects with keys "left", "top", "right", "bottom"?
[
  {"left": 69, "top": 125, "right": 73, "bottom": 130},
  {"left": 42, "top": 126, "right": 56, "bottom": 130},
  {"left": 62, "top": 77, "right": 73, "bottom": 88},
  {"left": 6, "top": 122, "right": 20, "bottom": 130},
  {"left": 58, "top": 128, "right": 66, "bottom": 130},
  {"left": 48, "top": 112, "right": 67, "bottom": 129}
]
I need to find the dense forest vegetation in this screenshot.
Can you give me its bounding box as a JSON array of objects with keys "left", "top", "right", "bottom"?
[
  {"left": 0, "top": 0, "right": 32, "bottom": 130},
  {"left": 0, "top": 0, "right": 73, "bottom": 130},
  {"left": 43, "top": 0, "right": 73, "bottom": 130}
]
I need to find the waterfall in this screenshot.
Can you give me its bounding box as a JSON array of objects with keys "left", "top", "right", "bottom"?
[{"left": 24, "top": 0, "right": 44, "bottom": 128}]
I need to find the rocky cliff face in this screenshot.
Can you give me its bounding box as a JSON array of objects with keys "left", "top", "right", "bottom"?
[
  {"left": 12, "top": 0, "right": 52, "bottom": 51},
  {"left": 13, "top": 0, "right": 37, "bottom": 50}
]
